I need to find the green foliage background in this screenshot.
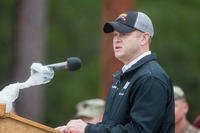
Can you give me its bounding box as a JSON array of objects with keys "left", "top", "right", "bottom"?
[
  {"left": 45, "top": 0, "right": 102, "bottom": 126},
  {"left": 0, "top": 1, "right": 14, "bottom": 86},
  {"left": 0, "top": 0, "right": 199, "bottom": 127}
]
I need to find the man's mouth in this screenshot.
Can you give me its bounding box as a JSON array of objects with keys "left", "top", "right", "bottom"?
[{"left": 115, "top": 46, "right": 122, "bottom": 50}]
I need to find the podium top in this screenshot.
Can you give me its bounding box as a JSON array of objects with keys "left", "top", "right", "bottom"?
[
  {"left": 0, "top": 104, "right": 6, "bottom": 116},
  {"left": 0, "top": 104, "right": 62, "bottom": 133}
]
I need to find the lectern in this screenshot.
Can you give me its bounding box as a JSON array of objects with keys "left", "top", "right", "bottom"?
[{"left": 0, "top": 104, "right": 62, "bottom": 133}]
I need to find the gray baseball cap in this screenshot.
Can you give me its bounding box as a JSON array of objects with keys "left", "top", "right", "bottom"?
[
  {"left": 173, "top": 86, "right": 185, "bottom": 100},
  {"left": 103, "top": 11, "right": 154, "bottom": 37}
]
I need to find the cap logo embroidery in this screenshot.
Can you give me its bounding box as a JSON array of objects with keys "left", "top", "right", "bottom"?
[{"left": 116, "top": 13, "right": 127, "bottom": 21}]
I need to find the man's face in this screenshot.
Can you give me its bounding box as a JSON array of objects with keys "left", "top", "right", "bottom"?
[
  {"left": 175, "top": 99, "right": 188, "bottom": 123},
  {"left": 112, "top": 30, "right": 144, "bottom": 65}
]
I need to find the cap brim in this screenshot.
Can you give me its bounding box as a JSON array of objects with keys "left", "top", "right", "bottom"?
[{"left": 103, "top": 21, "right": 135, "bottom": 33}]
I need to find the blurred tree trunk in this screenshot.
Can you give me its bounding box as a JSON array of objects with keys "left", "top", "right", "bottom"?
[
  {"left": 101, "top": 0, "right": 134, "bottom": 99},
  {"left": 11, "top": 0, "right": 48, "bottom": 123}
]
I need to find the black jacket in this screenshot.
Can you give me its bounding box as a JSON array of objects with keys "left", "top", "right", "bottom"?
[{"left": 85, "top": 54, "right": 175, "bottom": 133}]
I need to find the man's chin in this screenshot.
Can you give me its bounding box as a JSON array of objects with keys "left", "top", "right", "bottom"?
[{"left": 115, "top": 54, "right": 125, "bottom": 62}]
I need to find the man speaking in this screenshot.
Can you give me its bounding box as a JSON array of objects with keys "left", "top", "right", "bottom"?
[{"left": 56, "top": 11, "right": 174, "bottom": 133}]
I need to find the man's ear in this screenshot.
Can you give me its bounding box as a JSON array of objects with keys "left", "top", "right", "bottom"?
[
  {"left": 141, "top": 33, "right": 150, "bottom": 46},
  {"left": 183, "top": 102, "right": 189, "bottom": 114}
]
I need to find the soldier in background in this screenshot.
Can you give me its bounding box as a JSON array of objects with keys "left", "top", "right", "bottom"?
[
  {"left": 174, "top": 86, "right": 200, "bottom": 133},
  {"left": 75, "top": 98, "right": 105, "bottom": 124},
  {"left": 55, "top": 98, "right": 105, "bottom": 131}
]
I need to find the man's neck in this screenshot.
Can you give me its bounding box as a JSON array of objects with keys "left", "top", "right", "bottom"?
[
  {"left": 122, "top": 51, "right": 151, "bottom": 73},
  {"left": 175, "top": 118, "right": 188, "bottom": 133}
]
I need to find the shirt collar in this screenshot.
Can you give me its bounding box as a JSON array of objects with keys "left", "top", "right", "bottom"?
[{"left": 122, "top": 51, "right": 151, "bottom": 73}]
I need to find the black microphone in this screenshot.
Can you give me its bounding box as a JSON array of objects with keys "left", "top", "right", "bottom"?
[{"left": 46, "top": 57, "right": 81, "bottom": 71}]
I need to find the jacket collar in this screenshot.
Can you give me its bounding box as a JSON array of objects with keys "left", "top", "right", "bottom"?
[{"left": 113, "top": 54, "right": 157, "bottom": 80}]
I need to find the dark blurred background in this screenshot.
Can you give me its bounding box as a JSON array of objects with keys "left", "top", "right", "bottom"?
[{"left": 0, "top": 0, "right": 199, "bottom": 127}]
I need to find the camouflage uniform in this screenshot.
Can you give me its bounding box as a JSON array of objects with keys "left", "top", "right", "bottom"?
[
  {"left": 181, "top": 121, "right": 200, "bottom": 133},
  {"left": 173, "top": 86, "right": 200, "bottom": 133}
]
